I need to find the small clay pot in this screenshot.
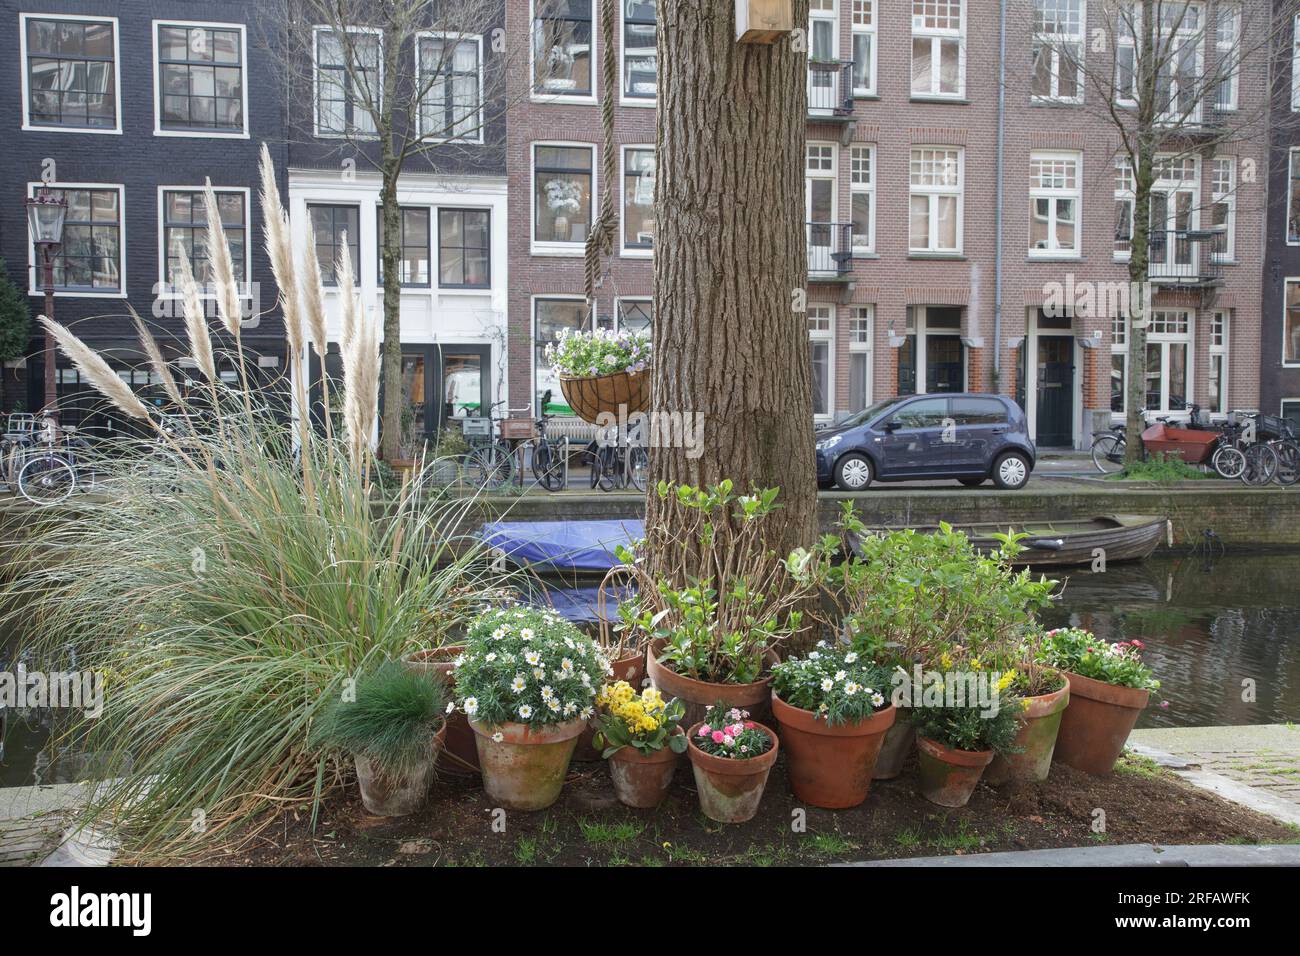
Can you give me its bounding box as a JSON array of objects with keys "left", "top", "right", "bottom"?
[
  {"left": 646, "top": 640, "right": 779, "bottom": 728},
  {"left": 607, "top": 739, "right": 681, "bottom": 809},
  {"left": 469, "top": 717, "right": 587, "bottom": 811},
  {"left": 402, "top": 645, "right": 478, "bottom": 776},
  {"left": 915, "top": 736, "right": 994, "bottom": 808},
  {"left": 772, "top": 693, "right": 896, "bottom": 809},
  {"left": 573, "top": 647, "right": 648, "bottom": 762},
  {"left": 873, "top": 713, "right": 916, "bottom": 780},
  {"left": 685, "top": 720, "right": 779, "bottom": 823},
  {"left": 1053, "top": 670, "right": 1149, "bottom": 776},
  {"left": 985, "top": 678, "right": 1070, "bottom": 786},
  {"left": 354, "top": 721, "right": 446, "bottom": 817}
]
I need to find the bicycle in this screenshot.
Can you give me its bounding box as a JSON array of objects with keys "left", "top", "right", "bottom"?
[
  {"left": 585, "top": 419, "right": 649, "bottom": 492},
  {"left": 17, "top": 421, "right": 91, "bottom": 506},
  {"left": 1090, "top": 423, "right": 1127, "bottom": 475},
  {"left": 1, "top": 413, "right": 39, "bottom": 488},
  {"left": 461, "top": 401, "right": 535, "bottom": 492},
  {"left": 1209, "top": 420, "right": 1248, "bottom": 480},
  {"left": 526, "top": 390, "right": 569, "bottom": 492}
]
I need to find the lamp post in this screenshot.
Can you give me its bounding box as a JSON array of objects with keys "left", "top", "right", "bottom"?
[{"left": 26, "top": 188, "right": 68, "bottom": 425}]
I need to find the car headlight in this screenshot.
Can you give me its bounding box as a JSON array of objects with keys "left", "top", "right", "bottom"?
[{"left": 816, "top": 434, "right": 843, "bottom": 452}]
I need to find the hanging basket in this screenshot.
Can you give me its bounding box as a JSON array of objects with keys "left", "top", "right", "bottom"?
[{"left": 559, "top": 369, "right": 650, "bottom": 425}]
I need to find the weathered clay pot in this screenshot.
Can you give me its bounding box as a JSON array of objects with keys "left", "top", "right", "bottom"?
[
  {"left": 685, "top": 720, "right": 779, "bottom": 823},
  {"left": 646, "top": 640, "right": 779, "bottom": 728},
  {"left": 772, "top": 693, "right": 896, "bottom": 809},
  {"left": 470, "top": 717, "right": 586, "bottom": 811},
  {"left": 402, "top": 645, "right": 478, "bottom": 776},
  {"left": 916, "top": 736, "right": 994, "bottom": 808},
  {"left": 873, "top": 712, "right": 916, "bottom": 780},
  {"left": 607, "top": 738, "right": 681, "bottom": 809},
  {"left": 574, "top": 647, "right": 648, "bottom": 762},
  {"left": 1053, "top": 670, "right": 1150, "bottom": 776},
  {"left": 985, "top": 678, "right": 1070, "bottom": 786},
  {"left": 354, "top": 722, "right": 446, "bottom": 817}
]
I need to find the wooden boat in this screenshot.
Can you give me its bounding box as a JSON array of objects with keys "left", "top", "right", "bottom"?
[{"left": 856, "top": 514, "right": 1168, "bottom": 568}]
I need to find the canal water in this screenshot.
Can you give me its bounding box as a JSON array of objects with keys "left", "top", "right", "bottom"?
[{"left": 2, "top": 552, "right": 1298, "bottom": 788}]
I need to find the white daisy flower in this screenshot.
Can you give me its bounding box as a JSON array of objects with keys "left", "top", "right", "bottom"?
[
  {"left": 510, "top": 675, "right": 527, "bottom": 694},
  {"left": 518, "top": 703, "right": 533, "bottom": 719},
  {"left": 845, "top": 683, "right": 859, "bottom": 696},
  {"left": 463, "top": 697, "right": 479, "bottom": 716},
  {"left": 560, "top": 658, "right": 575, "bottom": 676},
  {"left": 563, "top": 702, "right": 577, "bottom": 716},
  {"left": 871, "top": 692, "right": 885, "bottom": 707},
  {"left": 533, "top": 667, "right": 546, "bottom": 681},
  {"left": 524, "top": 650, "right": 541, "bottom": 666},
  {"left": 445, "top": 701, "right": 456, "bottom": 714},
  {"left": 485, "top": 652, "right": 497, "bottom": 663},
  {"left": 821, "top": 678, "right": 834, "bottom": 692},
  {"left": 834, "top": 670, "right": 847, "bottom": 682},
  {"left": 541, "top": 685, "right": 556, "bottom": 701},
  {"left": 492, "top": 732, "right": 504, "bottom": 743},
  {"left": 580, "top": 706, "right": 594, "bottom": 720},
  {"left": 547, "top": 698, "right": 561, "bottom": 712},
  {"left": 521, "top": 628, "right": 535, "bottom": 641},
  {"left": 844, "top": 652, "right": 859, "bottom": 664}
]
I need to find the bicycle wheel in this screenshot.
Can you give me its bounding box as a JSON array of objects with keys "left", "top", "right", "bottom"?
[
  {"left": 530, "top": 440, "right": 565, "bottom": 492},
  {"left": 628, "top": 446, "right": 649, "bottom": 492},
  {"left": 1274, "top": 440, "right": 1300, "bottom": 486},
  {"left": 465, "top": 443, "right": 514, "bottom": 491},
  {"left": 597, "top": 446, "right": 622, "bottom": 492},
  {"left": 1211, "top": 445, "right": 1246, "bottom": 481},
  {"left": 1242, "top": 444, "right": 1278, "bottom": 486},
  {"left": 1090, "top": 434, "right": 1125, "bottom": 474},
  {"left": 18, "top": 454, "right": 76, "bottom": 505},
  {"left": 583, "top": 441, "right": 602, "bottom": 490}
]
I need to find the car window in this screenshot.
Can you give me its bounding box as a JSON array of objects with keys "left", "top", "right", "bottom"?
[
  {"left": 951, "top": 397, "right": 1008, "bottom": 426},
  {"left": 892, "top": 398, "right": 948, "bottom": 429}
]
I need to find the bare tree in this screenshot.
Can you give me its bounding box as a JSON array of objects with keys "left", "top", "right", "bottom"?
[
  {"left": 264, "top": 0, "right": 518, "bottom": 460},
  {"left": 1015, "top": 0, "right": 1300, "bottom": 461}
]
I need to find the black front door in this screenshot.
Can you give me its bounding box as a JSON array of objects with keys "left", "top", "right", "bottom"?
[
  {"left": 926, "top": 335, "right": 964, "bottom": 392},
  {"left": 1036, "top": 336, "right": 1074, "bottom": 447},
  {"left": 381, "top": 344, "right": 491, "bottom": 449}
]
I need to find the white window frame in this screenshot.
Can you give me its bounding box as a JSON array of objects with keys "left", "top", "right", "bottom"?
[
  {"left": 852, "top": 1, "right": 878, "bottom": 96},
  {"left": 26, "top": 181, "right": 127, "bottom": 299},
  {"left": 1215, "top": 3, "right": 1240, "bottom": 112},
  {"left": 151, "top": 20, "right": 249, "bottom": 139},
  {"left": 1284, "top": 277, "right": 1300, "bottom": 368},
  {"left": 848, "top": 305, "right": 874, "bottom": 412},
  {"left": 1208, "top": 309, "right": 1229, "bottom": 415},
  {"left": 311, "top": 24, "right": 383, "bottom": 141},
  {"left": 910, "top": 0, "right": 966, "bottom": 100},
  {"left": 1292, "top": 15, "right": 1300, "bottom": 111},
  {"left": 530, "top": 0, "right": 599, "bottom": 106},
  {"left": 909, "top": 146, "right": 964, "bottom": 254},
  {"left": 19, "top": 12, "right": 122, "bottom": 135},
  {"left": 620, "top": 0, "right": 657, "bottom": 107},
  {"left": 1031, "top": 0, "right": 1085, "bottom": 104},
  {"left": 1143, "top": 309, "right": 1195, "bottom": 415},
  {"left": 1111, "top": 313, "right": 1128, "bottom": 417},
  {"left": 850, "top": 145, "right": 876, "bottom": 254},
  {"left": 1283, "top": 398, "right": 1300, "bottom": 424},
  {"left": 156, "top": 185, "right": 253, "bottom": 299},
  {"left": 614, "top": 297, "right": 653, "bottom": 335},
  {"left": 1028, "top": 151, "right": 1082, "bottom": 258},
  {"left": 532, "top": 294, "right": 594, "bottom": 407},
  {"left": 415, "top": 32, "right": 485, "bottom": 145},
  {"left": 1288, "top": 148, "right": 1300, "bottom": 246},
  {"left": 620, "top": 144, "right": 655, "bottom": 258},
  {"left": 1210, "top": 156, "right": 1235, "bottom": 262},
  {"left": 531, "top": 141, "right": 597, "bottom": 258},
  {"left": 808, "top": 304, "right": 836, "bottom": 422},
  {"left": 1155, "top": 2, "right": 1206, "bottom": 126}
]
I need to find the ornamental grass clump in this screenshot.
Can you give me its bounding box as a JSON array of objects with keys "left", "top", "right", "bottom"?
[
  {"left": 692, "top": 704, "right": 773, "bottom": 759},
  {"left": 1037, "top": 627, "right": 1160, "bottom": 691},
  {"left": 452, "top": 606, "right": 609, "bottom": 727},
  {"left": 770, "top": 641, "right": 892, "bottom": 725},
  {"left": 593, "top": 682, "right": 688, "bottom": 757},
  {"left": 544, "top": 327, "right": 652, "bottom": 378}
]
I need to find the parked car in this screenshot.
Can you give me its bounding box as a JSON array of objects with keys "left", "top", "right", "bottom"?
[{"left": 815, "top": 393, "right": 1036, "bottom": 491}]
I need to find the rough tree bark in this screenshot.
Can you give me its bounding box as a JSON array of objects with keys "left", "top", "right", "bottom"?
[{"left": 647, "top": 1, "right": 817, "bottom": 568}]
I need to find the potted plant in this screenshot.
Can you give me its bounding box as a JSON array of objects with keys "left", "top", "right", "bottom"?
[
  {"left": 545, "top": 327, "right": 652, "bottom": 424},
  {"left": 1038, "top": 627, "right": 1159, "bottom": 776},
  {"left": 451, "top": 605, "right": 609, "bottom": 810},
  {"left": 685, "top": 703, "right": 779, "bottom": 823},
  {"left": 310, "top": 661, "right": 449, "bottom": 817},
  {"left": 910, "top": 671, "right": 1024, "bottom": 808},
  {"left": 769, "top": 641, "right": 896, "bottom": 809},
  {"left": 982, "top": 649, "right": 1070, "bottom": 785},
  {"left": 423, "top": 426, "right": 468, "bottom": 486},
  {"left": 593, "top": 681, "right": 688, "bottom": 808}
]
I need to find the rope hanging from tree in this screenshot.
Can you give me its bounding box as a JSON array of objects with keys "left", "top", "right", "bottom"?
[{"left": 583, "top": 0, "right": 620, "bottom": 309}]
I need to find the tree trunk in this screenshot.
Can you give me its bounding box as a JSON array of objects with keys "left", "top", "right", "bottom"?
[
  {"left": 379, "top": 169, "right": 403, "bottom": 461},
  {"left": 1125, "top": 160, "right": 1152, "bottom": 465},
  {"left": 647, "top": 1, "right": 817, "bottom": 567}
]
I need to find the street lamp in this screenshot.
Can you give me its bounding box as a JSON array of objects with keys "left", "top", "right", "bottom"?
[{"left": 26, "top": 188, "right": 67, "bottom": 425}]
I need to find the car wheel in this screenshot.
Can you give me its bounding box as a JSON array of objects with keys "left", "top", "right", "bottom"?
[
  {"left": 992, "top": 452, "right": 1031, "bottom": 490},
  {"left": 834, "top": 453, "right": 874, "bottom": 491},
  {"left": 959, "top": 477, "right": 985, "bottom": 487}
]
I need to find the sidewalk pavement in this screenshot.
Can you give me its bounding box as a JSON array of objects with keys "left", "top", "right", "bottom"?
[{"left": 841, "top": 843, "right": 1300, "bottom": 867}]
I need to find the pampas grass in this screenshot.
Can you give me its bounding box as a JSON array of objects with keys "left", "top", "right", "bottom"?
[
  {"left": 39, "top": 316, "right": 153, "bottom": 422},
  {"left": 174, "top": 245, "right": 217, "bottom": 384}
]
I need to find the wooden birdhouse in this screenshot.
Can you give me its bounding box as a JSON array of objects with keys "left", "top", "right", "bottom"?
[{"left": 735, "top": 0, "right": 794, "bottom": 44}]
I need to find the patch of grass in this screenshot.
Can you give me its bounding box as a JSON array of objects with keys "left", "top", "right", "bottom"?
[
  {"left": 1108, "top": 453, "right": 1210, "bottom": 483},
  {"left": 514, "top": 837, "right": 539, "bottom": 864},
  {"left": 638, "top": 854, "right": 666, "bottom": 867},
  {"left": 928, "top": 821, "right": 986, "bottom": 853},
  {"left": 1116, "top": 752, "right": 1164, "bottom": 779},
  {"left": 894, "top": 828, "right": 923, "bottom": 850},
  {"left": 660, "top": 841, "right": 708, "bottom": 864},
  {"left": 578, "top": 817, "right": 645, "bottom": 846},
  {"left": 807, "top": 832, "right": 860, "bottom": 856}
]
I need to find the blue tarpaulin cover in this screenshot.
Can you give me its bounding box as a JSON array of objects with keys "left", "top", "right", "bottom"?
[{"left": 480, "top": 520, "right": 645, "bottom": 573}]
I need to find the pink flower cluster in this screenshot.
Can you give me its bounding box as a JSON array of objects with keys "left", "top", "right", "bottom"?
[{"left": 696, "top": 709, "right": 756, "bottom": 748}]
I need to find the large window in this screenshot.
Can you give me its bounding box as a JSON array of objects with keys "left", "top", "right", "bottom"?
[
  {"left": 1028, "top": 152, "right": 1080, "bottom": 257},
  {"left": 533, "top": 1, "right": 594, "bottom": 97},
  {"left": 377, "top": 207, "right": 431, "bottom": 287},
  {"left": 535, "top": 298, "right": 590, "bottom": 409},
  {"left": 1210, "top": 157, "right": 1235, "bottom": 261},
  {"left": 1031, "top": 0, "right": 1083, "bottom": 102},
  {"left": 533, "top": 144, "right": 595, "bottom": 248},
  {"left": 1114, "top": 159, "right": 1134, "bottom": 257},
  {"left": 309, "top": 205, "right": 360, "bottom": 286},
  {"left": 623, "top": 147, "right": 656, "bottom": 253},
  {"left": 418, "top": 35, "right": 482, "bottom": 142},
  {"left": 1292, "top": 15, "right": 1300, "bottom": 111},
  {"left": 438, "top": 209, "right": 490, "bottom": 288},
  {"left": 1208, "top": 310, "right": 1229, "bottom": 415},
  {"left": 852, "top": 1, "right": 877, "bottom": 96},
  {"left": 1155, "top": 2, "right": 1206, "bottom": 124},
  {"left": 30, "top": 185, "right": 122, "bottom": 293},
  {"left": 623, "top": 1, "right": 657, "bottom": 101},
  {"left": 851, "top": 146, "right": 876, "bottom": 254},
  {"left": 618, "top": 299, "right": 653, "bottom": 334},
  {"left": 911, "top": 0, "right": 964, "bottom": 98},
  {"left": 315, "top": 27, "right": 380, "bottom": 137},
  {"left": 1215, "top": 3, "right": 1240, "bottom": 111},
  {"left": 1285, "top": 280, "right": 1300, "bottom": 366},
  {"left": 1111, "top": 314, "right": 1127, "bottom": 414},
  {"left": 1289, "top": 149, "right": 1300, "bottom": 244},
  {"left": 23, "top": 15, "right": 118, "bottom": 131},
  {"left": 161, "top": 189, "right": 247, "bottom": 289},
  {"left": 849, "top": 306, "right": 874, "bottom": 413},
  {"left": 1144, "top": 310, "right": 1192, "bottom": 414},
  {"left": 909, "top": 147, "right": 963, "bottom": 253},
  {"left": 155, "top": 23, "right": 246, "bottom": 134},
  {"left": 809, "top": 307, "right": 834, "bottom": 419}
]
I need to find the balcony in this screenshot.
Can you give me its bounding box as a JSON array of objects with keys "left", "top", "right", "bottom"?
[
  {"left": 807, "top": 60, "right": 854, "bottom": 120},
  {"left": 1147, "top": 228, "right": 1226, "bottom": 287},
  {"left": 807, "top": 222, "right": 853, "bottom": 281}
]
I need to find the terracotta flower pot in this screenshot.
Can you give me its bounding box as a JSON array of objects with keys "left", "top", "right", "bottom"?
[
  {"left": 354, "top": 722, "right": 447, "bottom": 817},
  {"left": 685, "top": 720, "right": 779, "bottom": 823},
  {"left": 608, "top": 740, "right": 680, "bottom": 809},
  {"left": 771, "top": 693, "right": 896, "bottom": 809},
  {"left": 915, "top": 736, "right": 994, "bottom": 808},
  {"left": 873, "top": 712, "right": 916, "bottom": 780},
  {"left": 402, "top": 645, "right": 478, "bottom": 776},
  {"left": 1053, "top": 670, "right": 1150, "bottom": 776},
  {"left": 574, "top": 647, "right": 648, "bottom": 762},
  {"left": 469, "top": 717, "right": 587, "bottom": 811},
  {"left": 985, "top": 679, "right": 1071, "bottom": 786},
  {"left": 646, "top": 640, "right": 778, "bottom": 728}
]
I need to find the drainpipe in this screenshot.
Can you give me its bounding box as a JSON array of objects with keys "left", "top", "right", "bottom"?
[{"left": 993, "top": 0, "right": 1008, "bottom": 387}]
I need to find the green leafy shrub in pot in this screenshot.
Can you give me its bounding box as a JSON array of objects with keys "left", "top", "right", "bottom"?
[
  {"left": 1037, "top": 627, "right": 1159, "bottom": 691},
  {"left": 910, "top": 692, "right": 1025, "bottom": 755}
]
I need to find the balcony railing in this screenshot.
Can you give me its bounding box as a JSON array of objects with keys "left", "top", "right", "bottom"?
[
  {"left": 807, "top": 222, "right": 853, "bottom": 279},
  {"left": 1114, "top": 228, "right": 1226, "bottom": 287},
  {"left": 807, "top": 60, "right": 854, "bottom": 118}
]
